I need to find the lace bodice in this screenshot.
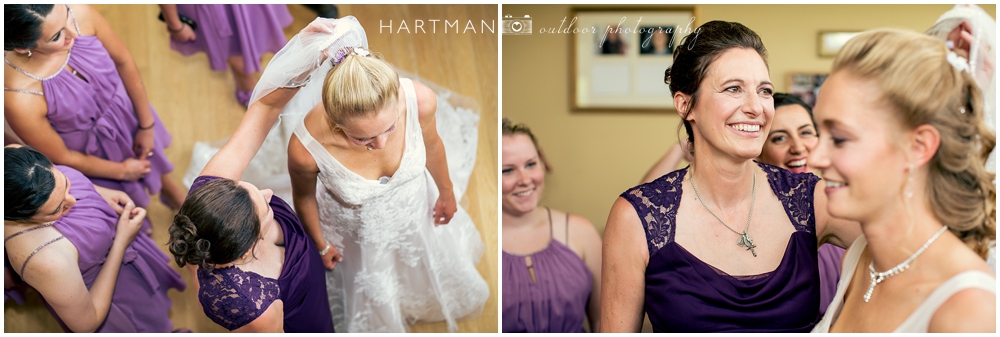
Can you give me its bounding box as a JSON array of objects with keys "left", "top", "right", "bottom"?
[
  {"left": 292, "top": 77, "right": 488, "bottom": 332},
  {"left": 293, "top": 77, "right": 430, "bottom": 250},
  {"left": 623, "top": 161, "right": 819, "bottom": 256},
  {"left": 198, "top": 266, "right": 281, "bottom": 331},
  {"left": 619, "top": 161, "right": 822, "bottom": 332}
]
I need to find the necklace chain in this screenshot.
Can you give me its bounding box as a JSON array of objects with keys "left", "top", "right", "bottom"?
[
  {"left": 689, "top": 167, "right": 758, "bottom": 257},
  {"left": 863, "top": 225, "right": 948, "bottom": 302}
]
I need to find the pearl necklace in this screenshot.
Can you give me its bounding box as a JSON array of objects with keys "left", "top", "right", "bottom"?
[{"left": 863, "top": 225, "right": 948, "bottom": 302}]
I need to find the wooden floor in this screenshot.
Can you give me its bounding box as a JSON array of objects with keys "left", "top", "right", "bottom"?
[{"left": 3, "top": 4, "right": 498, "bottom": 333}]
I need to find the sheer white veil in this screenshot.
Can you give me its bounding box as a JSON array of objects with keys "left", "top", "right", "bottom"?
[
  {"left": 182, "top": 16, "right": 370, "bottom": 199},
  {"left": 249, "top": 15, "right": 369, "bottom": 116},
  {"left": 927, "top": 4, "right": 996, "bottom": 173}
]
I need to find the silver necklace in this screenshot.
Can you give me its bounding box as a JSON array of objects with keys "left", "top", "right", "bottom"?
[
  {"left": 863, "top": 225, "right": 948, "bottom": 302},
  {"left": 689, "top": 167, "right": 758, "bottom": 257}
]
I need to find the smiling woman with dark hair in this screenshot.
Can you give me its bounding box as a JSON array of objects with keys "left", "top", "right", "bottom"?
[{"left": 602, "top": 20, "right": 860, "bottom": 333}]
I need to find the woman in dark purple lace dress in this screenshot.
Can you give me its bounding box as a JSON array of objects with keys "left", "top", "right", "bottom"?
[
  {"left": 601, "top": 20, "right": 860, "bottom": 332},
  {"left": 640, "top": 93, "right": 847, "bottom": 317},
  {"left": 501, "top": 119, "right": 603, "bottom": 332},
  {"left": 165, "top": 20, "right": 336, "bottom": 333}
]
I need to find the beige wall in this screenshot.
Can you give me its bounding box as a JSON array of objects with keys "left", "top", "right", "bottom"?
[{"left": 502, "top": 4, "right": 995, "bottom": 234}]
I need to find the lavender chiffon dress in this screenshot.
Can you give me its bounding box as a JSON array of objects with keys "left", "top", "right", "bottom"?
[
  {"left": 620, "top": 161, "right": 821, "bottom": 332},
  {"left": 818, "top": 243, "right": 845, "bottom": 316},
  {"left": 502, "top": 209, "right": 592, "bottom": 333},
  {"left": 17, "top": 166, "right": 185, "bottom": 332},
  {"left": 169, "top": 5, "right": 293, "bottom": 73},
  {"left": 4, "top": 15, "right": 174, "bottom": 234},
  {"left": 190, "top": 176, "right": 334, "bottom": 332}
]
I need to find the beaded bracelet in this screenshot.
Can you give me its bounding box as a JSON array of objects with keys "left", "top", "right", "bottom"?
[{"left": 319, "top": 241, "right": 332, "bottom": 256}]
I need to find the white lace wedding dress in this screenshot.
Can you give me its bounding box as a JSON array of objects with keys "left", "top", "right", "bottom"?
[
  {"left": 183, "top": 72, "right": 487, "bottom": 332},
  {"left": 291, "top": 77, "right": 487, "bottom": 332}
]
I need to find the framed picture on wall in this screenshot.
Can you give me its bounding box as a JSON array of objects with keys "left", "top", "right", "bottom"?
[
  {"left": 570, "top": 6, "right": 698, "bottom": 112},
  {"left": 786, "top": 72, "right": 829, "bottom": 107}
]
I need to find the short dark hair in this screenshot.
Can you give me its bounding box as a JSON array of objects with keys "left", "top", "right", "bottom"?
[
  {"left": 168, "top": 179, "right": 261, "bottom": 270},
  {"left": 4, "top": 5, "right": 55, "bottom": 51},
  {"left": 664, "top": 20, "right": 768, "bottom": 151},
  {"left": 773, "top": 93, "right": 817, "bottom": 132},
  {"left": 5, "top": 145, "right": 56, "bottom": 221}
]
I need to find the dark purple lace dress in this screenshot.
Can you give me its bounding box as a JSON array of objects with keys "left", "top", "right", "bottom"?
[
  {"left": 620, "top": 161, "right": 821, "bottom": 333},
  {"left": 190, "top": 176, "right": 334, "bottom": 332}
]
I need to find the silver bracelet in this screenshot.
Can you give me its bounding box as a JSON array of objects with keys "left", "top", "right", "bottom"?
[
  {"left": 281, "top": 75, "right": 312, "bottom": 89},
  {"left": 319, "top": 241, "right": 331, "bottom": 256}
]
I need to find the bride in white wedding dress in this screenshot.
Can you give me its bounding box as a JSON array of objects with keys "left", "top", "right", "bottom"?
[{"left": 182, "top": 16, "right": 487, "bottom": 332}]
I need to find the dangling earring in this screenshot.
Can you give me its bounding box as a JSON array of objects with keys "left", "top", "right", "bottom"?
[
  {"left": 27, "top": 50, "right": 32, "bottom": 58},
  {"left": 904, "top": 163, "right": 915, "bottom": 199}
]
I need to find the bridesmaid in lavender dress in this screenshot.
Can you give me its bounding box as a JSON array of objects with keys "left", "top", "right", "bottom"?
[
  {"left": 4, "top": 145, "right": 184, "bottom": 333},
  {"left": 166, "top": 19, "right": 336, "bottom": 333},
  {"left": 502, "top": 119, "right": 603, "bottom": 333},
  {"left": 4, "top": 4, "right": 186, "bottom": 234},
  {"left": 158, "top": 4, "right": 293, "bottom": 106}
]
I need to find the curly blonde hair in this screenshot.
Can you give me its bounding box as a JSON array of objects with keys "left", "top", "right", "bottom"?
[
  {"left": 321, "top": 50, "right": 400, "bottom": 127},
  {"left": 833, "top": 29, "right": 996, "bottom": 258}
]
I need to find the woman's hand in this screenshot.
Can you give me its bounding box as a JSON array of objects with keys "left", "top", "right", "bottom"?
[
  {"left": 94, "top": 186, "right": 134, "bottom": 215},
  {"left": 302, "top": 17, "right": 337, "bottom": 36},
  {"left": 297, "top": 18, "right": 338, "bottom": 79},
  {"left": 433, "top": 191, "right": 457, "bottom": 226},
  {"left": 114, "top": 202, "right": 145, "bottom": 246},
  {"left": 946, "top": 21, "right": 975, "bottom": 59},
  {"left": 169, "top": 23, "right": 196, "bottom": 43},
  {"left": 320, "top": 242, "right": 343, "bottom": 270},
  {"left": 120, "top": 158, "right": 151, "bottom": 181},
  {"left": 133, "top": 128, "right": 155, "bottom": 160}
]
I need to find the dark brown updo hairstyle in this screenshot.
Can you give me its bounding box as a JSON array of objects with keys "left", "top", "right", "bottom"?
[
  {"left": 502, "top": 117, "right": 551, "bottom": 172},
  {"left": 168, "top": 179, "right": 261, "bottom": 270},
  {"left": 664, "top": 20, "right": 769, "bottom": 153}
]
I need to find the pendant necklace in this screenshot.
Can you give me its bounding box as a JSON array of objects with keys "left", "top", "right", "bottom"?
[{"left": 689, "top": 167, "right": 758, "bottom": 257}]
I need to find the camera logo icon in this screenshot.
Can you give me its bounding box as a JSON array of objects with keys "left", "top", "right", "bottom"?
[{"left": 502, "top": 14, "right": 532, "bottom": 35}]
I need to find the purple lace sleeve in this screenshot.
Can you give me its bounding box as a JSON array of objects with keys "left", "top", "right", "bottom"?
[
  {"left": 759, "top": 162, "right": 820, "bottom": 233},
  {"left": 619, "top": 162, "right": 820, "bottom": 257},
  {"left": 198, "top": 266, "right": 281, "bottom": 331},
  {"left": 620, "top": 168, "right": 686, "bottom": 257}
]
